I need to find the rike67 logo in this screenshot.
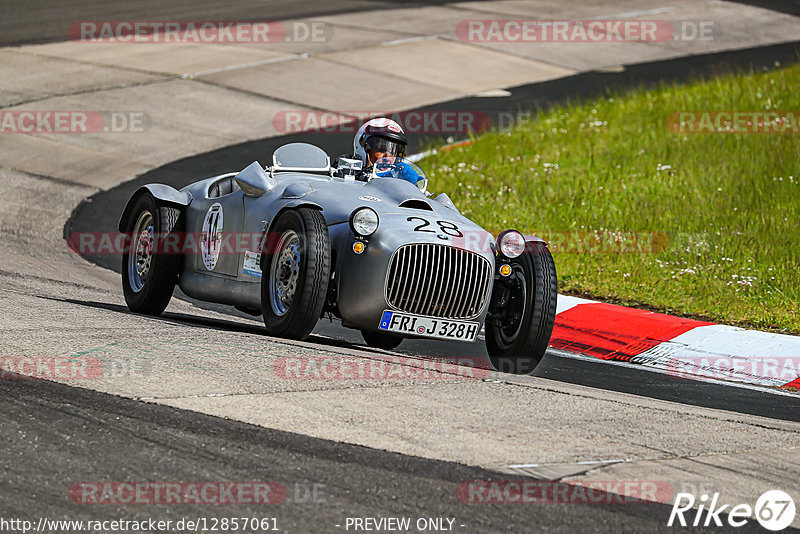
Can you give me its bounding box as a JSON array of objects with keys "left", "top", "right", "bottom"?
[{"left": 668, "top": 490, "right": 796, "bottom": 531}]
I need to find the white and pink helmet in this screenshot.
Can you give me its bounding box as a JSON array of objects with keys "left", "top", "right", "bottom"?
[{"left": 353, "top": 117, "right": 408, "bottom": 165}]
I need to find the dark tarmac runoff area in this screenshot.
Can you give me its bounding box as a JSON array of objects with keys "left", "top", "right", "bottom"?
[{"left": 0, "top": 377, "right": 782, "bottom": 534}]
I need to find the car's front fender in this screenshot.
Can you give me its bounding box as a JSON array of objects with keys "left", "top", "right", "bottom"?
[{"left": 118, "top": 184, "right": 192, "bottom": 231}]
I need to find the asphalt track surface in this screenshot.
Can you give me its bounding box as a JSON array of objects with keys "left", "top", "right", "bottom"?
[
  {"left": 0, "top": 0, "right": 471, "bottom": 47},
  {"left": 67, "top": 39, "right": 800, "bottom": 423},
  {"left": 1, "top": 376, "right": 784, "bottom": 534},
  {"left": 4, "top": 0, "right": 800, "bottom": 47}
]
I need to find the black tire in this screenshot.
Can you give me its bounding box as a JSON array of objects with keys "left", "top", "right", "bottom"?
[
  {"left": 261, "top": 208, "right": 331, "bottom": 340},
  {"left": 361, "top": 330, "right": 403, "bottom": 350},
  {"left": 485, "top": 242, "right": 557, "bottom": 374},
  {"left": 121, "top": 193, "right": 183, "bottom": 315}
]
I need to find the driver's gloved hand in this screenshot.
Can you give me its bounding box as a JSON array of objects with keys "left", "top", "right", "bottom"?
[{"left": 396, "top": 162, "right": 422, "bottom": 185}]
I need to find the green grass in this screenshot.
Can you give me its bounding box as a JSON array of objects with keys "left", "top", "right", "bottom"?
[{"left": 422, "top": 63, "right": 800, "bottom": 333}]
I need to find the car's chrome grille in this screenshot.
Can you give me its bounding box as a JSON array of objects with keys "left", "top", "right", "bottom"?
[{"left": 385, "top": 244, "right": 493, "bottom": 319}]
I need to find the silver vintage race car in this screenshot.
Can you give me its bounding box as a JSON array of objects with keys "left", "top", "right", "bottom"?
[{"left": 119, "top": 143, "right": 557, "bottom": 374}]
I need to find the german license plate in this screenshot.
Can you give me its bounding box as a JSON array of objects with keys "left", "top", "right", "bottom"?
[{"left": 378, "top": 310, "right": 479, "bottom": 342}]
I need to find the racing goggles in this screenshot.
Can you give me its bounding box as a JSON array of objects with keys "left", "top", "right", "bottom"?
[{"left": 365, "top": 136, "right": 406, "bottom": 158}]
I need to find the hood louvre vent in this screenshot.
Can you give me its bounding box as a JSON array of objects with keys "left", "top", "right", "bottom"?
[{"left": 398, "top": 199, "right": 433, "bottom": 211}]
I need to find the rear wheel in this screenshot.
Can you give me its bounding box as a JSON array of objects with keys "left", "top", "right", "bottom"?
[
  {"left": 361, "top": 330, "right": 403, "bottom": 350},
  {"left": 485, "top": 242, "right": 557, "bottom": 374},
  {"left": 121, "top": 193, "right": 183, "bottom": 315},
  {"left": 261, "top": 208, "right": 331, "bottom": 340}
]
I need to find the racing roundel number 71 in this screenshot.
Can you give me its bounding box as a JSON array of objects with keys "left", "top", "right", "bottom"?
[{"left": 406, "top": 216, "right": 463, "bottom": 237}]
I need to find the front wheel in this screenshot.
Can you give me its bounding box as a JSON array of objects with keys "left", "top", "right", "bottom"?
[
  {"left": 121, "top": 193, "right": 183, "bottom": 315},
  {"left": 261, "top": 208, "right": 331, "bottom": 340},
  {"left": 485, "top": 242, "right": 557, "bottom": 374}
]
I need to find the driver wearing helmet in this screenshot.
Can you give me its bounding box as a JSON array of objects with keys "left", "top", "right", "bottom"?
[
  {"left": 338, "top": 118, "right": 423, "bottom": 186},
  {"left": 354, "top": 117, "right": 407, "bottom": 165}
]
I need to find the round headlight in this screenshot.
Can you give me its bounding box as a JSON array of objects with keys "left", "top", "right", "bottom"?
[
  {"left": 350, "top": 207, "right": 379, "bottom": 236},
  {"left": 498, "top": 230, "right": 526, "bottom": 258}
]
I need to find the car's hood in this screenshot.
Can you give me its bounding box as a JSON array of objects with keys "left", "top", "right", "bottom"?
[{"left": 272, "top": 173, "right": 474, "bottom": 226}]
